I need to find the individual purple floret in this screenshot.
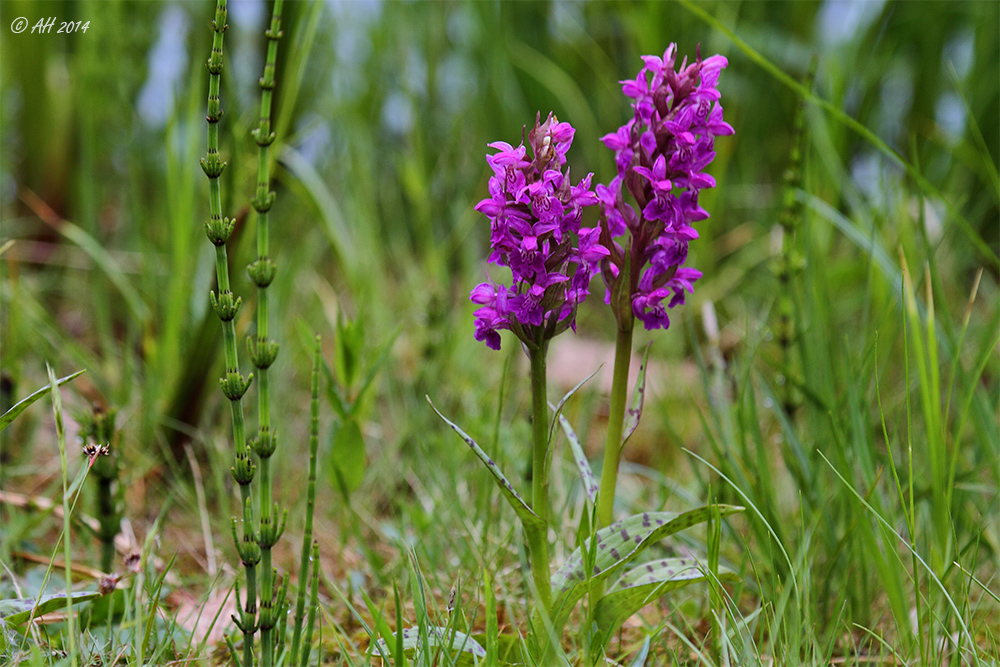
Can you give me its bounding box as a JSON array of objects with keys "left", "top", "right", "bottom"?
[
  {"left": 471, "top": 112, "right": 605, "bottom": 350},
  {"left": 599, "top": 44, "right": 733, "bottom": 330}
]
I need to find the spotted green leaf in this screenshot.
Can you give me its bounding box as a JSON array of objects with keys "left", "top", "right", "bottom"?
[
  {"left": 549, "top": 505, "right": 743, "bottom": 631},
  {"left": 0, "top": 591, "right": 103, "bottom": 626},
  {"left": 377, "top": 627, "right": 487, "bottom": 662},
  {"left": 622, "top": 344, "right": 651, "bottom": 446},
  {"left": 590, "top": 558, "right": 739, "bottom": 661},
  {"left": 429, "top": 399, "right": 542, "bottom": 532},
  {"left": 554, "top": 410, "right": 598, "bottom": 504}
]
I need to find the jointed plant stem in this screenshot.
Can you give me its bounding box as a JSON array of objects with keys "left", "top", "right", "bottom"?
[
  {"left": 597, "top": 323, "right": 634, "bottom": 529},
  {"left": 774, "top": 58, "right": 814, "bottom": 416},
  {"left": 201, "top": 1, "right": 257, "bottom": 662},
  {"left": 300, "top": 540, "right": 321, "bottom": 667},
  {"left": 290, "top": 336, "right": 322, "bottom": 665},
  {"left": 248, "top": 2, "right": 286, "bottom": 665}
]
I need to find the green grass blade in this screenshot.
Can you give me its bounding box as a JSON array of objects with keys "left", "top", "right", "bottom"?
[
  {"left": 819, "top": 451, "right": 981, "bottom": 666},
  {"left": 0, "top": 370, "right": 85, "bottom": 433}
]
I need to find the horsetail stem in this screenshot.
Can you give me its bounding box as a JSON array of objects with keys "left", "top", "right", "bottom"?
[
  {"left": 774, "top": 57, "right": 816, "bottom": 416},
  {"left": 246, "top": 2, "right": 285, "bottom": 665},
  {"left": 200, "top": 0, "right": 257, "bottom": 661},
  {"left": 291, "top": 336, "right": 322, "bottom": 665},
  {"left": 79, "top": 404, "right": 121, "bottom": 573},
  {"left": 300, "top": 540, "right": 321, "bottom": 667}
]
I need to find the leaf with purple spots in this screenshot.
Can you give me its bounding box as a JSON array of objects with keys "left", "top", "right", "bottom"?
[
  {"left": 376, "top": 626, "right": 487, "bottom": 660},
  {"left": 554, "top": 409, "right": 599, "bottom": 504},
  {"left": 429, "top": 398, "right": 543, "bottom": 532},
  {"left": 548, "top": 505, "right": 743, "bottom": 632},
  {"left": 589, "top": 558, "right": 739, "bottom": 661},
  {"left": 622, "top": 343, "right": 652, "bottom": 446}
]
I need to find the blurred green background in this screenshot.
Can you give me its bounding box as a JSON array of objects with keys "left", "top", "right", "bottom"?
[
  {"left": 1, "top": 0, "right": 998, "bottom": 660},
  {"left": 1, "top": 0, "right": 995, "bottom": 442}
]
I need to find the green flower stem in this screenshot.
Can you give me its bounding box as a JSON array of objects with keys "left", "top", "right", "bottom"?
[
  {"left": 249, "top": 3, "right": 284, "bottom": 666},
  {"left": 528, "top": 342, "right": 552, "bottom": 613},
  {"left": 201, "top": 1, "right": 257, "bottom": 662},
  {"left": 597, "top": 323, "right": 634, "bottom": 529}
]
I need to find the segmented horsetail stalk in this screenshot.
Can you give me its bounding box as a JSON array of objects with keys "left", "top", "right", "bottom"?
[
  {"left": 247, "top": 2, "right": 287, "bottom": 665},
  {"left": 290, "top": 336, "right": 322, "bottom": 666},
  {"left": 200, "top": 0, "right": 258, "bottom": 662},
  {"left": 773, "top": 57, "right": 817, "bottom": 416},
  {"left": 78, "top": 404, "right": 121, "bottom": 573},
  {"left": 300, "top": 541, "right": 321, "bottom": 667}
]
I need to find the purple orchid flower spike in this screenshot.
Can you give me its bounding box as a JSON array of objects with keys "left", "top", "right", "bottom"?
[
  {"left": 598, "top": 44, "right": 734, "bottom": 331},
  {"left": 470, "top": 112, "right": 602, "bottom": 350}
]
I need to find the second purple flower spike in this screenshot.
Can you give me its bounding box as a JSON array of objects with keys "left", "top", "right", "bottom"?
[{"left": 599, "top": 44, "right": 734, "bottom": 331}]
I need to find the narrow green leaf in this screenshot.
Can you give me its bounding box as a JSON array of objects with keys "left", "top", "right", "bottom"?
[
  {"left": 471, "top": 632, "right": 522, "bottom": 665},
  {"left": 359, "top": 586, "right": 397, "bottom": 665},
  {"left": 546, "top": 366, "right": 601, "bottom": 445},
  {"left": 429, "top": 398, "right": 543, "bottom": 532},
  {"left": 555, "top": 410, "right": 598, "bottom": 504},
  {"left": 329, "top": 419, "right": 366, "bottom": 497},
  {"left": 590, "top": 558, "right": 738, "bottom": 661},
  {"left": 393, "top": 581, "right": 406, "bottom": 667},
  {"left": 549, "top": 506, "right": 743, "bottom": 631},
  {"left": 0, "top": 591, "right": 103, "bottom": 626},
  {"left": 626, "top": 635, "right": 651, "bottom": 667},
  {"left": 54, "top": 220, "right": 151, "bottom": 322},
  {"left": 281, "top": 146, "right": 357, "bottom": 275},
  {"left": 348, "top": 326, "right": 400, "bottom": 420},
  {"left": 484, "top": 570, "right": 498, "bottom": 667},
  {"left": 622, "top": 344, "right": 651, "bottom": 446},
  {"left": 0, "top": 370, "right": 86, "bottom": 433},
  {"left": 321, "top": 361, "right": 350, "bottom": 421}
]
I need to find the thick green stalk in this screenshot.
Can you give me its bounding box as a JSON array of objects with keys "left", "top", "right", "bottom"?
[
  {"left": 589, "top": 321, "right": 633, "bottom": 650},
  {"left": 248, "top": 3, "right": 285, "bottom": 666},
  {"left": 596, "top": 324, "right": 634, "bottom": 528},
  {"left": 290, "top": 336, "right": 322, "bottom": 665},
  {"left": 527, "top": 343, "right": 552, "bottom": 612},
  {"left": 201, "top": 1, "right": 257, "bottom": 662}
]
